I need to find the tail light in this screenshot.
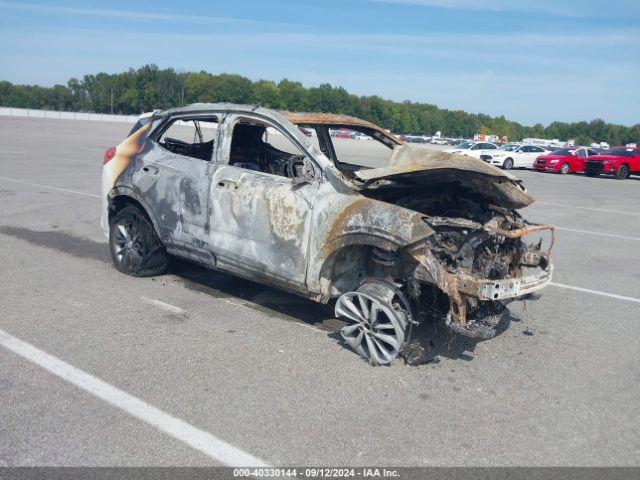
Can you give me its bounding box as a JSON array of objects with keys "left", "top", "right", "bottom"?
[{"left": 103, "top": 147, "right": 116, "bottom": 165}]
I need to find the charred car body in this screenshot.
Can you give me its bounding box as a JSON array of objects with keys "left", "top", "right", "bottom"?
[{"left": 101, "top": 103, "right": 554, "bottom": 365}]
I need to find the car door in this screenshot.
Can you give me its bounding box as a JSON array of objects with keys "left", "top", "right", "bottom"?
[
  {"left": 512, "top": 146, "right": 527, "bottom": 167},
  {"left": 575, "top": 148, "right": 588, "bottom": 171},
  {"left": 517, "top": 146, "right": 542, "bottom": 167},
  {"left": 209, "top": 113, "right": 319, "bottom": 289},
  {"left": 632, "top": 150, "right": 640, "bottom": 172},
  {"left": 134, "top": 115, "right": 219, "bottom": 258}
]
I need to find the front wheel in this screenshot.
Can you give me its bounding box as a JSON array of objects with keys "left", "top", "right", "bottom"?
[
  {"left": 335, "top": 280, "right": 411, "bottom": 365},
  {"left": 109, "top": 206, "right": 169, "bottom": 277},
  {"left": 502, "top": 158, "right": 514, "bottom": 170},
  {"left": 560, "top": 162, "right": 570, "bottom": 174},
  {"left": 615, "top": 164, "right": 630, "bottom": 180}
]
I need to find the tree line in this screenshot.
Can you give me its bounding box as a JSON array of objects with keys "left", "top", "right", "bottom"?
[{"left": 1, "top": 64, "right": 638, "bottom": 145}]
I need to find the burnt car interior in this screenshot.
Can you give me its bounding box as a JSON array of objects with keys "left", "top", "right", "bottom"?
[
  {"left": 156, "top": 116, "right": 218, "bottom": 161},
  {"left": 229, "top": 120, "right": 308, "bottom": 179}
]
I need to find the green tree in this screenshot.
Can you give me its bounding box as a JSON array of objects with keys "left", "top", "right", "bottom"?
[{"left": 1, "top": 64, "right": 638, "bottom": 145}]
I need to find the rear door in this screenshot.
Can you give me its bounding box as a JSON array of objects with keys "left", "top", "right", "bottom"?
[{"left": 134, "top": 114, "right": 220, "bottom": 258}]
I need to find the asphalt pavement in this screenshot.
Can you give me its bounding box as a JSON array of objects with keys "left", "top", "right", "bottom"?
[{"left": 0, "top": 117, "right": 639, "bottom": 466}]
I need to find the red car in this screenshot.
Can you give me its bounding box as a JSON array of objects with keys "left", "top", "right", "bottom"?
[
  {"left": 533, "top": 146, "right": 598, "bottom": 174},
  {"left": 584, "top": 146, "right": 640, "bottom": 179}
]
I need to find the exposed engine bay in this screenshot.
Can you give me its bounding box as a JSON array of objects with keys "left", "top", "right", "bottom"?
[{"left": 359, "top": 182, "right": 554, "bottom": 340}]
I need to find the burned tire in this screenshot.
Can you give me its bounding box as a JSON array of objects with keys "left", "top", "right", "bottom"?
[
  {"left": 615, "top": 164, "right": 630, "bottom": 180},
  {"left": 502, "top": 158, "right": 514, "bottom": 170},
  {"left": 560, "top": 162, "right": 570, "bottom": 174},
  {"left": 335, "top": 279, "right": 411, "bottom": 365},
  {"left": 109, "top": 205, "right": 169, "bottom": 277}
]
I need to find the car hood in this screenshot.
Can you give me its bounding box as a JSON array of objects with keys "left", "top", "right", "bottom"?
[{"left": 353, "top": 145, "right": 534, "bottom": 209}]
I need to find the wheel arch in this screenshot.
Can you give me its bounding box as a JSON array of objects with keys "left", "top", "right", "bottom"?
[
  {"left": 107, "top": 187, "right": 162, "bottom": 237},
  {"left": 616, "top": 163, "right": 631, "bottom": 178},
  {"left": 313, "top": 234, "right": 405, "bottom": 303}
]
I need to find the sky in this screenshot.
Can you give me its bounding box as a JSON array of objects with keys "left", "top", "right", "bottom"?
[{"left": 0, "top": 0, "right": 638, "bottom": 126}]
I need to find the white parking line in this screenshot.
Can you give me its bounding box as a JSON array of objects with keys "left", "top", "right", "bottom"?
[
  {"left": 536, "top": 202, "right": 640, "bottom": 217},
  {"left": 0, "top": 176, "right": 100, "bottom": 198},
  {"left": 0, "top": 328, "right": 269, "bottom": 467},
  {"left": 550, "top": 283, "right": 640, "bottom": 304},
  {"left": 141, "top": 297, "right": 186, "bottom": 316},
  {"left": 555, "top": 226, "right": 640, "bottom": 242}
]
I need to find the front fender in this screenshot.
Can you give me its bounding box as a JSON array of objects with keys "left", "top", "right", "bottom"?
[
  {"left": 323, "top": 198, "right": 435, "bottom": 254},
  {"left": 308, "top": 197, "right": 435, "bottom": 302}
]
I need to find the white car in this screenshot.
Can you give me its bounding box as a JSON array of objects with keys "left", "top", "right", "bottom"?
[
  {"left": 352, "top": 132, "right": 372, "bottom": 140},
  {"left": 445, "top": 141, "right": 498, "bottom": 159},
  {"left": 480, "top": 144, "right": 549, "bottom": 170}
]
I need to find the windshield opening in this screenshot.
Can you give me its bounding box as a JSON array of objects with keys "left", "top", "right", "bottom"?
[{"left": 295, "top": 123, "right": 398, "bottom": 173}]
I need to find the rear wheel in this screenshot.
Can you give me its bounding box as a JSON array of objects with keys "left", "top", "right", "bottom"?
[
  {"left": 502, "top": 158, "right": 514, "bottom": 170},
  {"left": 560, "top": 162, "right": 570, "bottom": 174},
  {"left": 109, "top": 205, "right": 169, "bottom": 277},
  {"left": 615, "top": 164, "right": 630, "bottom": 180},
  {"left": 335, "top": 280, "right": 411, "bottom": 365}
]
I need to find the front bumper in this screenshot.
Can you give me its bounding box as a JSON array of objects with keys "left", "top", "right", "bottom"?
[
  {"left": 455, "top": 262, "right": 553, "bottom": 301},
  {"left": 584, "top": 160, "right": 605, "bottom": 175},
  {"left": 481, "top": 155, "right": 507, "bottom": 166},
  {"left": 534, "top": 163, "right": 560, "bottom": 172}
]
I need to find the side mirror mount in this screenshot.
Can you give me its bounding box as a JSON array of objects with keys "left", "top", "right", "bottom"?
[{"left": 292, "top": 158, "right": 317, "bottom": 188}]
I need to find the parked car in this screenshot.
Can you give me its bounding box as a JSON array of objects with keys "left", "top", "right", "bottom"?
[
  {"left": 352, "top": 132, "right": 372, "bottom": 141},
  {"left": 533, "top": 146, "right": 599, "bottom": 174},
  {"left": 333, "top": 129, "right": 353, "bottom": 139},
  {"left": 444, "top": 140, "right": 498, "bottom": 159},
  {"left": 101, "top": 104, "right": 554, "bottom": 365},
  {"left": 584, "top": 146, "right": 640, "bottom": 179},
  {"left": 480, "top": 143, "right": 548, "bottom": 170}
]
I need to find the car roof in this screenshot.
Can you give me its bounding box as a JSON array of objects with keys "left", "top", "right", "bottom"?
[{"left": 156, "top": 103, "right": 402, "bottom": 145}]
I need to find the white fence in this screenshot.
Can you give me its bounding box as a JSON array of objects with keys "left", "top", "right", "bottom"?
[{"left": 0, "top": 107, "right": 139, "bottom": 123}]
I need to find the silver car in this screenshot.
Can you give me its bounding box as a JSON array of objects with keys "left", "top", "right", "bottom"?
[{"left": 101, "top": 103, "right": 554, "bottom": 365}]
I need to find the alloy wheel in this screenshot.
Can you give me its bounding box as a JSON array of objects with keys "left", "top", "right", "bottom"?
[
  {"left": 112, "top": 219, "right": 145, "bottom": 271},
  {"left": 336, "top": 284, "right": 408, "bottom": 365}
]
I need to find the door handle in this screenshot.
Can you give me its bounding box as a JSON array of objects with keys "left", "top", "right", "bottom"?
[
  {"left": 142, "top": 165, "right": 159, "bottom": 175},
  {"left": 216, "top": 179, "right": 238, "bottom": 189}
]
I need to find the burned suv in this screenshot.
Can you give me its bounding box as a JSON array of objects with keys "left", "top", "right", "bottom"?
[{"left": 101, "top": 103, "right": 554, "bottom": 365}]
